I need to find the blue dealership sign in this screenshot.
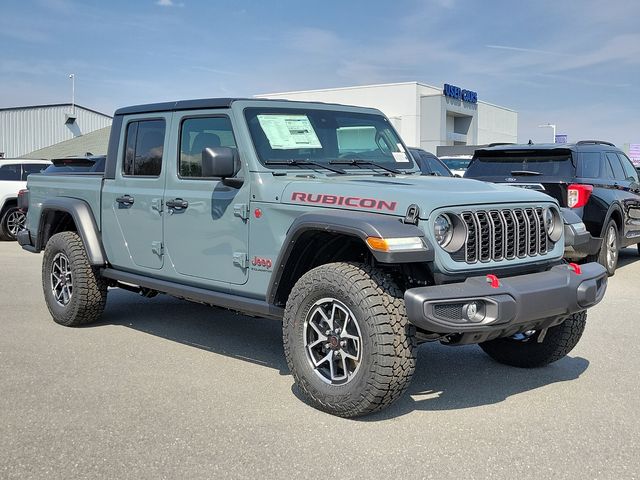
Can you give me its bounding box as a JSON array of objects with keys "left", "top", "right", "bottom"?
[{"left": 443, "top": 83, "right": 478, "bottom": 104}]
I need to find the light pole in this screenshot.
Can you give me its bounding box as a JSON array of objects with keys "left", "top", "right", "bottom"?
[
  {"left": 69, "top": 73, "right": 75, "bottom": 115},
  {"left": 538, "top": 123, "right": 556, "bottom": 143}
]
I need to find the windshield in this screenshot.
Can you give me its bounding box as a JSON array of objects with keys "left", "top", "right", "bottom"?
[
  {"left": 466, "top": 152, "right": 575, "bottom": 177},
  {"left": 440, "top": 157, "right": 471, "bottom": 170},
  {"left": 244, "top": 107, "right": 414, "bottom": 171}
]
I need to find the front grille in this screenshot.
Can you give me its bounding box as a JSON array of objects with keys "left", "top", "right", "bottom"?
[{"left": 455, "top": 207, "right": 550, "bottom": 264}]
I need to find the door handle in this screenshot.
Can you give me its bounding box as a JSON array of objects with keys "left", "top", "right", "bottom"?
[
  {"left": 165, "top": 198, "right": 189, "bottom": 210},
  {"left": 116, "top": 195, "right": 134, "bottom": 205}
]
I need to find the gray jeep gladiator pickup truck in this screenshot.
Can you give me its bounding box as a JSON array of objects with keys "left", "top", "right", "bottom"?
[{"left": 19, "top": 98, "right": 608, "bottom": 417}]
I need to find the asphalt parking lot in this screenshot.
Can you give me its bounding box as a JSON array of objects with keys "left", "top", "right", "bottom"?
[{"left": 1, "top": 241, "right": 639, "bottom": 480}]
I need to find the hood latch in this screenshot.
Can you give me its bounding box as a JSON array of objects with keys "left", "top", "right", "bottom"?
[{"left": 404, "top": 204, "right": 420, "bottom": 225}]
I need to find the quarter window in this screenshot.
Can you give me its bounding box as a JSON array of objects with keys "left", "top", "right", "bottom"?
[
  {"left": 179, "top": 117, "right": 236, "bottom": 177},
  {"left": 606, "top": 152, "right": 626, "bottom": 181},
  {"left": 123, "top": 119, "right": 165, "bottom": 176},
  {"left": 578, "top": 152, "right": 601, "bottom": 178},
  {"left": 618, "top": 153, "right": 639, "bottom": 182}
]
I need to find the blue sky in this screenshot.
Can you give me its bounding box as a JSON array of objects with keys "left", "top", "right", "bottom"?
[{"left": 1, "top": 0, "right": 638, "bottom": 146}]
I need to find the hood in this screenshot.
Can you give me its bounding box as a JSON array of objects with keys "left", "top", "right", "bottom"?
[{"left": 280, "top": 174, "right": 554, "bottom": 219}]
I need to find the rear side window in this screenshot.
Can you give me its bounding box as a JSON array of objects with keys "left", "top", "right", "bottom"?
[
  {"left": 179, "top": 116, "right": 236, "bottom": 178},
  {"left": 123, "top": 119, "right": 165, "bottom": 176},
  {"left": 618, "top": 153, "right": 639, "bottom": 182},
  {"left": 606, "top": 152, "right": 626, "bottom": 181},
  {"left": 466, "top": 152, "right": 575, "bottom": 177},
  {"left": 578, "top": 152, "right": 602, "bottom": 178},
  {"left": 21, "top": 163, "right": 48, "bottom": 180},
  {"left": 425, "top": 156, "right": 451, "bottom": 176},
  {"left": 0, "top": 164, "right": 21, "bottom": 180}
]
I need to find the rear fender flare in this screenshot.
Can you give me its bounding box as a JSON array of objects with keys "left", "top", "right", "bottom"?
[{"left": 38, "top": 198, "right": 106, "bottom": 265}]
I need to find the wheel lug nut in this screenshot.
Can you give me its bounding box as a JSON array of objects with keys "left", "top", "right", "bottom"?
[
  {"left": 340, "top": 340, "right": 347, "bottom": 347},
  {"left": 334, "top": 328, "right": 340, "bottom": 334},
  {"left": 325, "top": 330, "right": 331, "bottom": 336}
]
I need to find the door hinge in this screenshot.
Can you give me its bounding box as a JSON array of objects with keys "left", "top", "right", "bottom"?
[
  {"left": 151, "top": 241, "right": 164, "bottom": 256},
  {"left": 233, "top": 203, "right": 250, "bottom": 220},
  {"left": 233, "top": 252, "right": 249, "bottom": 269},
  {"left": 151, "top": 198, "right": 163, "bottom": 213}
]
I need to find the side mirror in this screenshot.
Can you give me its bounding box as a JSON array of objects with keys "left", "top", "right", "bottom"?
[{"left": 202, "top": 147, "right": 243, "bottom": 187}]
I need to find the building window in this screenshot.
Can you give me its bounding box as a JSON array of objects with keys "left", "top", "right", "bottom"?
[
  {"left": 123, "top": 119, "right": 165, "bottom": 176},
  {"left": 179, "top": 116, "right": 236, "bottom": 178}
]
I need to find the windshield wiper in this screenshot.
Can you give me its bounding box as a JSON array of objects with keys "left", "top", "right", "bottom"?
[
  {"left": 510, "top": 170, "right": 542, "bottom": 176},
  {"left": 265, "top": 159, "right": 345, "bottom": 174},
  {"left": 329, "top": 159, "right": 402, "bottom": 175}
]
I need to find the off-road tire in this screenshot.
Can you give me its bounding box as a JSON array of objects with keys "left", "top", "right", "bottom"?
[
  {"left": 283, "top": 262, "right": 417, "bottom": 418},
  {"left": 42, "top": 231, "right": 108, "bottom": 326},
  {"left": 0, "top": 206, "right": 24, "bottom": 241},
  {"left": 479, "top": 311, "right": 587, "bottom": 368},
  {"left": 587, "top": 219, "right": 618, "bottom": 276}
]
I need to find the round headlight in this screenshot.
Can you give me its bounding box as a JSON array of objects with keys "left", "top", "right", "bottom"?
[
  {"left": 434, "top": 214, "right": 453, "bottom": 247},
  {"left": 544, "top": 207, "right": 562, "bottom": 242}
]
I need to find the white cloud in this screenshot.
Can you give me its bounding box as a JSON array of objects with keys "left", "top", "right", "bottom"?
[{"left": 156, "top": 0, "right": 183, "bottom": 7}]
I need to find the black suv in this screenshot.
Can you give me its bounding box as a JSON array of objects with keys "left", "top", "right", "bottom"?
[
  {"left": 408, "top": 148, "right": 455, "bottom": 176},
  {"left": 465, "top": 141, "right": 640, "bottom": 275}
]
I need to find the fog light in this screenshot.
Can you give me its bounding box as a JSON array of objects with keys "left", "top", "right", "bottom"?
[{"left": 463, "top": 301, "right": 485, "bottom": 322}]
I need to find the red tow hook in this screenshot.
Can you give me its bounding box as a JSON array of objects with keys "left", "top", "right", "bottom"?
[
  {"left": 568, "top": 263, "right": 582, "bottom": 275},
  {"left": 486, "top": 274, "right": 500, "bottom": 288}
]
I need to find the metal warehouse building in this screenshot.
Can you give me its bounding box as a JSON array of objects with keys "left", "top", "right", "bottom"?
[
  {"left": 257, "top": 81, "right": 518, "bottom": 154},
  {"left": 0, "top": 103, "right": 112, "bottom": 158}
]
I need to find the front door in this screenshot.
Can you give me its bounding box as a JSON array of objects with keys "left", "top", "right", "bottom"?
[
  {"left": 162, "top": 111, "right": 250, "bottom": 285},
  {"left": 101, "top": 114, "right": 170, "bottom": 271}
]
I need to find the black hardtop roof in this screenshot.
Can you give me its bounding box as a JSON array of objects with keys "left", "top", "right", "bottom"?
[
  {"left": 114, "top": 97, "right": 378, "bottom": 116},
  {"left": 475, "top": 140, "right": 620, "bottom": 155}
]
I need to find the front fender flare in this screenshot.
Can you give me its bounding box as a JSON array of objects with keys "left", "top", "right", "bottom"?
[{"left": 266, "top": 210, "right": 434, "bottom": 304}]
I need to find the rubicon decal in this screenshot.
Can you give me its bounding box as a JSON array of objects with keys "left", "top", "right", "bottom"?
[{"left": 291, "top": 192, "right": 397, "bottom": 212}]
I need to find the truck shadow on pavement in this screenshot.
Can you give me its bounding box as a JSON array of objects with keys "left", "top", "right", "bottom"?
[{"left": 97, "top": 289, "right": 589, "bottom": 420}]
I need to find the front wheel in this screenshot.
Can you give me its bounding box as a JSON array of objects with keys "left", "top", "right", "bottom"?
[
  {"left": 42, "top": 231, "right": 108, "bottom": 326},
  {"left": 0, "top": 206, "right": 26, "bottom": 241},
  {"left": 283, "top": 262, "right": 417, "bottom": 418},
  {"left": 479, "top": 311, "right": 587, "bottom": 368}
]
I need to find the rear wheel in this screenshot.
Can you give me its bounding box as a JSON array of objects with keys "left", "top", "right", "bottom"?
[
  {"left": 479, "top": 311, "right": 587, "bottom": 368},
  {"left": 42, "top": 231, "right": 108, "bottom": 326},
  {"left": 0, "top": 206, "right": 25, "bottom": 241},
  {"left": 283, "top": 262, "right": 417, "bottom": 418},
  {"left": 588, "top": 220, "right": 618, "bottom": 276}
]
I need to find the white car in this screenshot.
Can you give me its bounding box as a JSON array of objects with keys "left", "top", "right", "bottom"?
[
  {"left": 0, "top": 159, "right": 50, "bottom": 240},
  {"left": 438, "top": 155, "right": 473, "bottom": 177}
]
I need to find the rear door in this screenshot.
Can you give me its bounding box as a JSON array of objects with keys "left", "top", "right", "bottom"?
[
  {"left": 101, "top": 115, "right": 169, "bottom": 271},
  {"left": 162, "top": 111, "right": 250, "bottom": 285}
]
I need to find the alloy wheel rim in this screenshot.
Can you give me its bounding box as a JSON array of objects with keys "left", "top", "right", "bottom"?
[
  {"left": 606, "top": 226, "right": 617, "bottom": 270},
  {"left": 51, "top": 253, "right": 73, "bottom": 306},
  {"left": 6, "top": 210, "right": 25, "bottom": 236},
  {"left": 303, "top": 298, "right": 362, "bottom": 385}
]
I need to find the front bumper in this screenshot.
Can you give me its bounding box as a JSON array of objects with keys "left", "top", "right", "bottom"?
[{"left": 404, "top": 262, "right": 607, "bottom": 344}]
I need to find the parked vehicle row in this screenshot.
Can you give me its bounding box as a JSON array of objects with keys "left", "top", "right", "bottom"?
[{"left": 18, "top": 98, "right": 607, "bottom": 418}]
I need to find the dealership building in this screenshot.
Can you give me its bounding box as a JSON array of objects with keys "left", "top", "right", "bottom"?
[{"left": 257, "top": 81, "right": 518, "bottom": 154}]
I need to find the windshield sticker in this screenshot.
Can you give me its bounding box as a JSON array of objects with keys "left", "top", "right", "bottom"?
[
  {"left": 257, "top": 114, "right": 322, "bottom": 150},
  {"left": 392, "top": 152, "right": 408, "bottom": 163}
]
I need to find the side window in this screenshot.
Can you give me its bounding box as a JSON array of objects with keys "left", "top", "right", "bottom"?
[
  {"left": 0, "top": 164, "right": 21, "bottom": 180},
  {"left": 21, "top": 163, "right": 48, "bottom": 180},
  {"left": 427, "top": 157, "right": 451, "bottom": 177},
  {"left": 578, "top": 152, "right": 601, "bottom": 178},
  {"left": 179, "top": 116, "right": 236, "bottom": 178},
  {"left": 618, "top": 153, "right": 639, "bottom": 182},
  {"left": 123, "top": 119, "right": 165, "bottom": 176},
  {"left": 606, "top": 152, "right": 626, "bottom": 181}
]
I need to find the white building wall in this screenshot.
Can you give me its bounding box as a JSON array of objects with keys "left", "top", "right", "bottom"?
[
  {"left": 477, "top": 102, "right": 518, "bottom": 145},
  {"left": 0, "top": 104, "right": 112, "bottom": 158},
  {"left": 256, "top": 82, "right": 518, "bottom": 152}
]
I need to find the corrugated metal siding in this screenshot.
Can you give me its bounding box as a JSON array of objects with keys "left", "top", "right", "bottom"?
[{"left": 0, "top": 105, "right": 112, "bottom": 158}]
